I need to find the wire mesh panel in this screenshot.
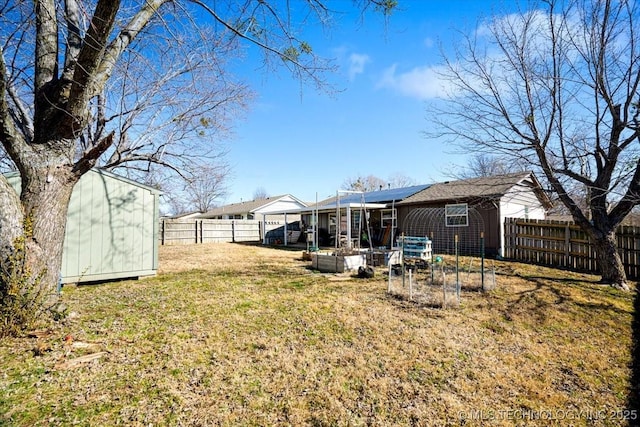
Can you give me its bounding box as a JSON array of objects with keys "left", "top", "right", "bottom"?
[
  {"left": 387, "top": 264, "right": 457, "bottom": 308},
  {"left": 386, "top": 256, "right": 496, "bottom": 308},
  {"left": 402, "top": 207, "right": 485, "bottom": 256}
]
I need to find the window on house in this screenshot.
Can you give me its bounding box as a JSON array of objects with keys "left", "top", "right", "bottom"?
[
  {"left": 445, "top": 203, "right": 468, "bottom": 227},
  {"left": 351, "top": 211, "right": 362, "bottom": 231},
  {"left": 381, "top": 209, "right": 397, "bottom": 228},
  {"left": 329, "top": 213, "right": 347, "bottom": 235}
]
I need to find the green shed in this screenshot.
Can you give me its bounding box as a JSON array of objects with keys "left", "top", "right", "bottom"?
[{"left": 5, "top": 169, "right": 161, "bottom": 284}]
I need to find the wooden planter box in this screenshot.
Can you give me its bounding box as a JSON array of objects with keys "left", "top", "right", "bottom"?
[
  {"left": 311, "top": 253, "right": 366, "bottom": 273},
  {"left": 366, "top": 249, "right": 401, "bottom": 267}
]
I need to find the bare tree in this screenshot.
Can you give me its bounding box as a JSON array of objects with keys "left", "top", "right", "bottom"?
[
  {"left": 253, "top": 187, "right": 269, "bottom": 200},
  {"left": 163, "top": 161, "right": 231, "bottom": 214},
  {"left": 342, "top": 175, "right": 387, "bottom": 192},
  {"left": 0, "top": 0, "right": 396, "bottom": 331},
  {"left": 342, "top": 173, "right": 417, "bottom": 192},
  {"left": 445, "top": 154, "right": 527, "bottom": 180},
  {"left": 431, "top": 0, "right": 640, "bottom": 289},
  {"left": 387, "top": 172, "right": 417, "bottom": 188},
  {"left": 92, "top": 28, "right": 249, "bottom": 179}
]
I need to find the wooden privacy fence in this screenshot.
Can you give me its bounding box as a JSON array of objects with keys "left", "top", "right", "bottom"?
[
  {"left": 160, "top": 219, "right": 285, "bottom": 245},
  {"left": 504, "top": 218, "right": 640, "bottom": 279}
]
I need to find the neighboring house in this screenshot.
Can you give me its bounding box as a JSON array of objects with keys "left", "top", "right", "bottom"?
[
  {"left": 198, "top": 194, "right": 307, "bottom": 222},
  {"left": 396, "top": 171, "right": 552, "bottom": 257},
  {"left": 5, "top": 168, "right": 161, "bottom": 284}
]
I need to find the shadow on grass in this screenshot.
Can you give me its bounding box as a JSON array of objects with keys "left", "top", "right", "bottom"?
[
  {"left": 499, "top": 272, "right": 632, "bottom": 315},
  {"left": 629, "top": 287, "right": 640, "bottom": 413},
  {"left": 384, "top": 292, "right": 450, "bottom": 313},
  {"left": 501, "top": 273, "right": 639, "bottom": 412},
  {"left": 490, "top": 277, "right": 567, "bottom": 324}
]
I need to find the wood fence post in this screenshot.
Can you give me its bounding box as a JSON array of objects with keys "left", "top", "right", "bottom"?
[
  {"left": 232, "top": 220, "right": 236, "bottom": 243},
  {"left": 564, "top": 223, "right": 570, "bottom": 266}
]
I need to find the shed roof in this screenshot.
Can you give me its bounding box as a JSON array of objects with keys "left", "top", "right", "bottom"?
[
  {"left": 95, "top": 168, "right": 163, "bottom": 194},
  {"left": 398, "top": 171, "right": 552, "bottom": 208},
  {"left": 3, "top": 167, "right": 162, "bottom": 194}
]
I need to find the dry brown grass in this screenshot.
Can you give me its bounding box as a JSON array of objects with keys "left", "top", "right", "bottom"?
[{"left": 0, "top": 242, "right": 636, "bottom": 426}]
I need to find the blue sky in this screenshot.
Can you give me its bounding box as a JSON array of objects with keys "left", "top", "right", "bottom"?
[{"left": 224, "top": 1, "right": 522, "bottom": 204}]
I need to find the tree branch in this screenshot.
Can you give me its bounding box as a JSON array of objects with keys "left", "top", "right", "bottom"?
[
  {"left": 61, "top": 0, "right": 83, "bottom": 83},
  {"left": 93, "top": 0, "right": 171, "bottom": 97},
  {"left": 66, "top": 0, "right": 122, "bottom": 132},
  {"left": 0, "top": 46, "right": 32, "bottom": 172},
  {"left": 608, "top": 156, "right": 640, "bottom": 224},
  {"left": 187, "top": 0, "right": 323, "bottom": 84},
  {"left": 5, "top": 65, "right": 34, "bottom": 142},
  {"left": 72, "top": 131, "right": 113, "bottom": 176},
  {"left": 34, "top": 0, "right": 58, "bottom": 92}
]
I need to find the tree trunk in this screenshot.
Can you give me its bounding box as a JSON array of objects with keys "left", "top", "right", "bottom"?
[
  {"left": 0, "top": 177, "right": 24, "bottom": 250},
  {"left": 593, "top": 231, "right": 629, "bottom": 291},
  {"left": 19, "top": 162, "right": 78, "bottom": 300}
]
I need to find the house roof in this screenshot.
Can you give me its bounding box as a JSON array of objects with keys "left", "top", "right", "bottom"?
[
  {"left": 162, "top": 211, "right": 203, "bottom": 220},
  {"left": 198, "top": 194, "right": 306, "bottom": 217},
  {"left": 397, "top": 171, "right": 552, "bottom": 208}
]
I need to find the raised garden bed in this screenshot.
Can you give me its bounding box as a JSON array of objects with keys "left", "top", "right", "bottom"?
[{"left": 311, "top": 252, "right": 366, "bottom": 273}]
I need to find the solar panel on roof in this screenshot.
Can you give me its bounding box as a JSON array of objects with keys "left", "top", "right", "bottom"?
[{"left": 336, "top": 184, "right": 431, "bottom": 204}]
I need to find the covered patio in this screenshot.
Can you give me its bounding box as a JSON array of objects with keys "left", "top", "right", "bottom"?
[{"left": 262, "top": 199, "right": 387, "bottom": 250}]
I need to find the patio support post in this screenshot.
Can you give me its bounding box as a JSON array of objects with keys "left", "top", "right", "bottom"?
[
  {"left": 346, "top": 206, "right": 352, "bottom": 249},
  {"left": 284, "top": 213, "right": 289, "bottom": 245},
  {"left": 262, "top": 216, "right": 267, "bottom": 245}
]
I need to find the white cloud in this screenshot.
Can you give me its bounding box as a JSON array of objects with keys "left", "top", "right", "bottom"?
[
  {"left": 376, "top": 63, "right": 453, "bottom": 100},
  {"left": 423, "top": 37, "right": 434, "bottom": 49},
  {"left": 348, "top": 53, "right": 371, "bottom": 80}
]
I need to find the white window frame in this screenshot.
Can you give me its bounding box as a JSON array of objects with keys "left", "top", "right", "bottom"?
[
  {"left": 381, "top": 208, "right": 397, "bottom": 228},
  {"left": 445, "top": 203, "right": 468, "bottom": 227},
  {"left": 329, "top": 214, "right": 337, "bottom": 235},
  {"left": 351, "top": 210, "right": 362, "bottom": 230}
]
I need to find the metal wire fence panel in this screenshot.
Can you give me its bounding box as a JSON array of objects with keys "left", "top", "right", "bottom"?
[
  {"left": 402, "top": 208, "right": 485, "bottom": 256},
  {"left": 386, "top": 257, "right": 496, "bottom": 308}
]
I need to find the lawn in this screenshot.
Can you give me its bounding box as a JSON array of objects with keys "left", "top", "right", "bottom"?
[{"left": 0, "top": 242, "right": 636, "bottom": 426}]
